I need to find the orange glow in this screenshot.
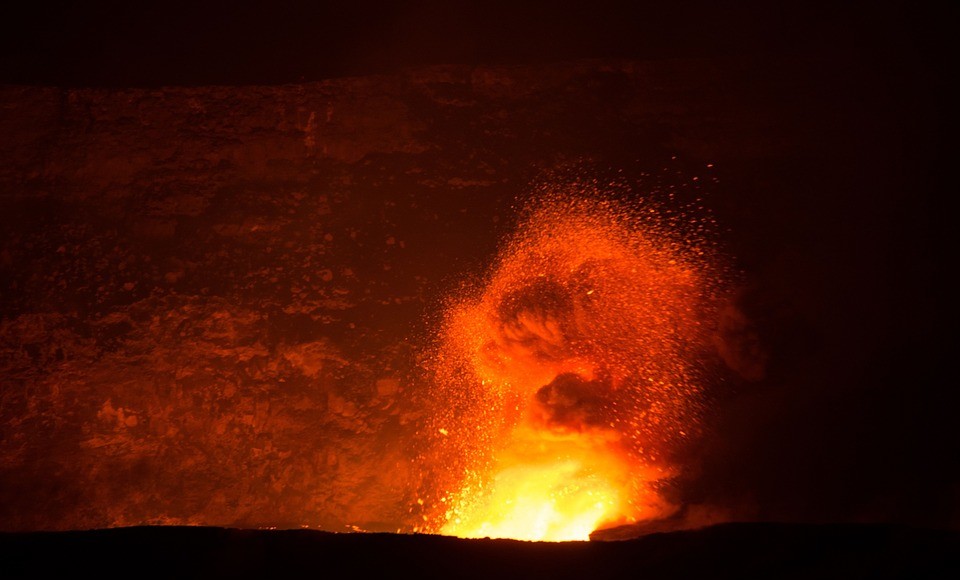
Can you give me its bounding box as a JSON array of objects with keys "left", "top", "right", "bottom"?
[
  {"left": 439, "top": 424, "right": 676, "bottom": 541},
  {"left": 418, "top": 186, "right": 725, "bottom": 541}
]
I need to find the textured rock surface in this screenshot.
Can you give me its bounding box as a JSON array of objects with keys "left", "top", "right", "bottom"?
[
  {"left": 0, "top": 60, "right": 734, "bottom": 531},
  {"left": 0, "top": 56, "right": 948, "bottom": 532}
]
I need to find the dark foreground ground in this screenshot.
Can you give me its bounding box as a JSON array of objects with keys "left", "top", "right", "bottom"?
[{"left": 1, "top": 522, "right": 957, "bottom": 579}]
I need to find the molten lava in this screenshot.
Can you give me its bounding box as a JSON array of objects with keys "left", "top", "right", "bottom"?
[{"left": 418, "top": 187, "right": 725, "bottom": 541}]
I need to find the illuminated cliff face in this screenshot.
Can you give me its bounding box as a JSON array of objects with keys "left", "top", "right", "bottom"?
[
  {"left": 0, "top": 69, "right": 735, "bottom": 536},
  {"left": 418, "top": 190, "right": 728, "bottom": 540},
  {"left": 3, "top": 49, "right": 927, "bottom": 537},
  {"left": 0, "top": 169, "right": 726, "bottom": 536}
]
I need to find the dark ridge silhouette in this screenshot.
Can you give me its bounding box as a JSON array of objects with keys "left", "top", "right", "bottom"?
[{"left": 2, "top": 523, "right": 957, "bottom": 578}]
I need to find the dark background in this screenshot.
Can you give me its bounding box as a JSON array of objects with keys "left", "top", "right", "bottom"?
[
  {"left": 0, "top": 1, "right": 950, "bottom": 87},
  {"left": 1, "top": 0, "right": 955, "bottom": 532}
]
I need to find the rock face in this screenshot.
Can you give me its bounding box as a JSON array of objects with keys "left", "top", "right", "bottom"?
[
  {"left": 0, "top": 60, "right": 735, "bottom": 532},
  {"left": 0, "top": 56, "right": 948, "bottom": 532}
]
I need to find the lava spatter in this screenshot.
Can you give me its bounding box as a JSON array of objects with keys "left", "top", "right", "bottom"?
[{"left": 418, "top": 184, "right": 728, "bottom": 541}]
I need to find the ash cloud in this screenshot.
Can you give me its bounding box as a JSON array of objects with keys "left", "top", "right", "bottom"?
[{"left": 532, "top": 373, "right": 611, "bottom": 433}]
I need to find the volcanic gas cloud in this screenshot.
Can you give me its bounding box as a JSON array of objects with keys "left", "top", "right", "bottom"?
[{"left": 415, "top": 184, "right": 728, "bottom": 541}]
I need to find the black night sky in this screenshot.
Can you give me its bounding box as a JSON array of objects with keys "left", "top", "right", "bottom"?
[{"left": 0, "top": 1, "right": 947, "bottom": 87}]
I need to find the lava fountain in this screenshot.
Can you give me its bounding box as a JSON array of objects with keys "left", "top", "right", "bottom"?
[{"left": 416, "top": 183, "right": 727, "bottom": 541}]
